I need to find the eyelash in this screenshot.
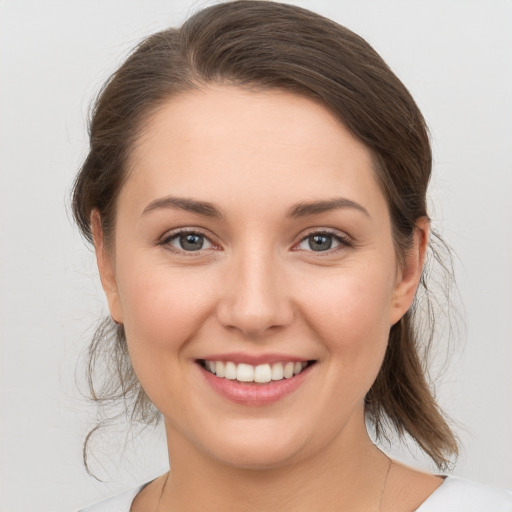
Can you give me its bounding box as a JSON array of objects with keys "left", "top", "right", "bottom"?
[
  {"left": 293, "top": 229, "right": 353, "bottom": 254},
  {"left": 158, "top": 228, "right": 353, "bottom": 254},
  {"left": 159, "top": 228, "right": 219, "bottom": 254}
]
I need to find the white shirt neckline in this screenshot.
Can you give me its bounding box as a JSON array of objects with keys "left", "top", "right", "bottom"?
[{"left": 78, "top": 475, "right": 512, "bottom": 512}]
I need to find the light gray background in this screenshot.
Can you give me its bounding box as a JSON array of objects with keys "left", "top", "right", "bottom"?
[{"left": 1, "top": 1, "right": 511, "bottom": 511}]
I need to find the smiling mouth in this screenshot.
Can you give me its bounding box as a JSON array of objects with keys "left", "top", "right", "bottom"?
[{"left": 198, "top": 359, "right": 316, "bottom": 384}]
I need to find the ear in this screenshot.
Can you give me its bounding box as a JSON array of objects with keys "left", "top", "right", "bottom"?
[
  {"left": 91, "top": 210, "right": 123, "bottom": 324},
  {"left": 389, "top": 217, "right": 429, "bottom": 326}
]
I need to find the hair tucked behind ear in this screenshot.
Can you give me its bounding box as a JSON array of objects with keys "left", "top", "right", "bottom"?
[
  {"left": 73, "top": 0, "right": 459, "bottom": 475},
  {"left": 366, "top": 232, "right": 460, "bottom": 470}
]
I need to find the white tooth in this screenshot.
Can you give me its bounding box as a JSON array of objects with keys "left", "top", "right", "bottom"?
[
  {"left": 215, "top": 361, "right": 225, "bottom": 378},
  {"left": 293, "top": 362, "right": 303, "bottom": 375},
  {"left": 224, "top": 361, "right": 237, "bottom": 380},
  {"left": 254, "top": 364, "right": 272, "bottom": 383},
  {"left": 283, "top": 362, "right": 294, "bottom": 379},
  {"left": 237, "top": 363, "right": 254, "bottom": 382},
  {"left": 271, "top": 362, "right": 284, "bottom": 381},
  {"left": 207, "top": 361, "right": 216, "bottom": 373}
]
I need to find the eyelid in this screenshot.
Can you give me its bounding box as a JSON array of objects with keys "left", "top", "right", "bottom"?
[
  {"left": 292, "top": 228, "right": 353, "bottom": 252},
  {"left": 159, "top": 227, "right": 221, "bottom": 253},
  {"left": 158, "top": 226, "right": 352, "bottom": 253}
]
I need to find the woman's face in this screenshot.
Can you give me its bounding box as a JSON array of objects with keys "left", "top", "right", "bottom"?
[{"left": 95, "top": 86, "right": 425, "bottom": 469}]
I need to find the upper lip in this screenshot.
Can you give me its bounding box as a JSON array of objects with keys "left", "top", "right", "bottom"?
[{"left": 197, "top": 352, "right": 313, "bottom": 365}]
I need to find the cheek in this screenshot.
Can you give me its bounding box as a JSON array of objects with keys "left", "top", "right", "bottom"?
[
  {"left": 315, "top": 274, "right": 394, "bottom": 407},
  {"left": 114, "top": 262, "right": 217, "bottom": 413},
  {"left": 116, "top": 261, "right": 214, "bottom": 352},
  {"left": 299, "top": 265, "right": 395, "bottom": 356}
]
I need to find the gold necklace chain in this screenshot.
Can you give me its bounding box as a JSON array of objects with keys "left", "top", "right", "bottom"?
[{"left": 154, "top": 457, "right": 393, "bottom": 512}]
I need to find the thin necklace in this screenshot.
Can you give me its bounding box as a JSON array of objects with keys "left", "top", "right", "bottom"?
[
  {"left": 154, "top": 458, "right": 393, "bottom": 512},
  {"left": 153, "top": 471, "right": 169, "bottom": 512},
  {"left": 378, "top": 456, "right": 393, "bottom": 512}
]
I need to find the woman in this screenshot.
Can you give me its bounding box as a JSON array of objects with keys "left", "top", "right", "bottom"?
[{"left": 73, "top": 1, "right": 512, "bottom": 510}]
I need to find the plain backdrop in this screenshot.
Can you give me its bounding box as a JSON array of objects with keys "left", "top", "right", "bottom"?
[{"left": 1, "top": 1, "right": 511, "bottom": 511}]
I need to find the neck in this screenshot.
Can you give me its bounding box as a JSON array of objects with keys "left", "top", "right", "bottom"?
[{"left": 161, "top": 418, "right": 390, "bottom": 512}]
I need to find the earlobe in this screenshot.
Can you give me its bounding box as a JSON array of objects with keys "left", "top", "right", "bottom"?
[
  {"left": 389, "top": 217, "right": 430, "bottom": 326},
  {"left": 91, "top": 211, "right": 123, "bottom": 324}
]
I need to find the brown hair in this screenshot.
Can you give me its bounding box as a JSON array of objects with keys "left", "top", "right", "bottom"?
[{"left": 73, "top": 0, "right": 458, "bottom": 472}]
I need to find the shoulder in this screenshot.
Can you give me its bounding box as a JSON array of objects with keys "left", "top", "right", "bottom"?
[
  {"left": 417, "top": 476, "right": 512, "bottom": 512},
  {"left": 76, "top": 484, "right": 146, "bottom": 512}
]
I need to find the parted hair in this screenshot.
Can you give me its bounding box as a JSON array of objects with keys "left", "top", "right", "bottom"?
[{"left": 72, "top": 0, "right": 458, "bottom": 472}]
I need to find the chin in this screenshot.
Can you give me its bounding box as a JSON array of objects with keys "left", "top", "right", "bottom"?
[
  {"left": 210, "top": 441, "right": 304, "bottom": 471},
  {"left": 192, "top": 419, "right": 323, "bottom": 471}
]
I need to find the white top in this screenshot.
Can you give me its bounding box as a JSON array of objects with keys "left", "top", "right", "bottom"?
[{"left": 78, "top": 476, "right": 512, "bottom": 512}]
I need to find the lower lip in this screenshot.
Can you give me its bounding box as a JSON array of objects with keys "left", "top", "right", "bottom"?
[{"left": 199, "top": 364, "right": 313, "bottom": 406}]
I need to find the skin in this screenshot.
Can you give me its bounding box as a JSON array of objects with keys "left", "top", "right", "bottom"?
[{"left": 93, "top": 86, "right": 441, "bottom": 511}]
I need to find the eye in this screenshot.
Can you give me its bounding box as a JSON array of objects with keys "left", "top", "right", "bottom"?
[
  {"left": 162, "top": 231, "right": 215, "bottom": 252},
  {"left": 296, "top": 231, "right": 350, "bottom": 252}
]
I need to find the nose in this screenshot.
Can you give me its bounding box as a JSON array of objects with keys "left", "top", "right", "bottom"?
[{"left": 216, "top": 249, "right": 294, "bottom": 338}]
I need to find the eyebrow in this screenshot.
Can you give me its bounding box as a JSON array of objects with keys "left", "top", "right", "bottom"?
[
  {"left": 142, "top": 196, "right": 223, "bottom": 218},
  {"left": 142, "top": 195, "right": 369, "bottom": 219},
  {"left": 287, "top": 198, "right": 370, "bottom": 218}
]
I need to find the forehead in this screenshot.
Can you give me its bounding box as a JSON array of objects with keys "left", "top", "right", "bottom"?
[
  {"left": 134, "top": 85, "right": 369, "bottom": 163},
  {"left": 123, "top": 85, "right": 386, "bottom": 218}
]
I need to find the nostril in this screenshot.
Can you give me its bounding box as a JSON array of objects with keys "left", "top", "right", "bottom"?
[{"left": 216, "top": 297, "right": 295, "bottom": 337}]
